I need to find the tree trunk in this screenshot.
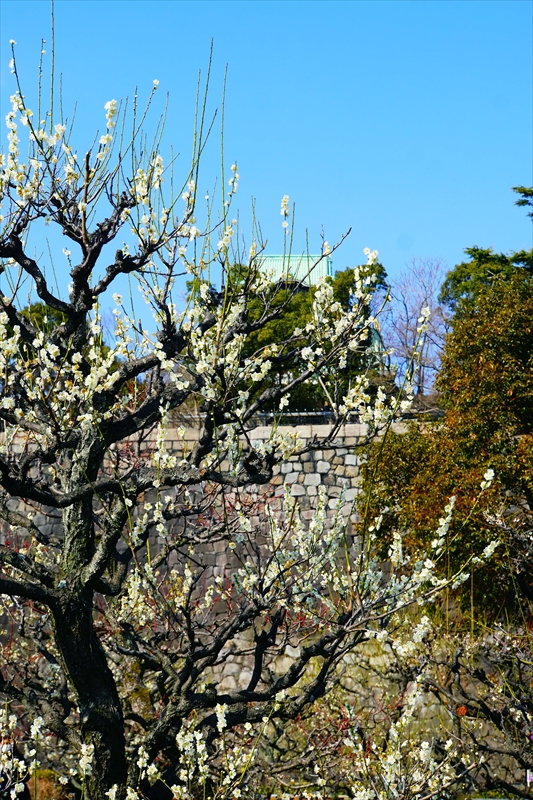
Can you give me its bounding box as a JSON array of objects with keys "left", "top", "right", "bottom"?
[{"left": 52, "top": 590, "right": 127, "bottom": 798}]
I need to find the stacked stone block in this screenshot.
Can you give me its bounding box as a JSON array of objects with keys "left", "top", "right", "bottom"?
[
  {"left": 0, "top": 423, "right": 370, "bottom": 545},
  {"left": 247, "top": 423, "right": 367, "bottom": 524}
]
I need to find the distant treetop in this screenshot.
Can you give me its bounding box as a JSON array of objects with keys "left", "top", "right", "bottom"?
[
  {"left": 438, "top": 186, "right": 533, "bottom": 314},
  {"left": 513, "top": 185, "right": 533, "bottom": 219},
  {"left": 438, "top": 245, "right": 533, "bottom": 314}
]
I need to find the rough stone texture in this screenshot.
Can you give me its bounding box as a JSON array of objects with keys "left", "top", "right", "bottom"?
[
  {"left": 290, "top": 484, "right": 306, "bottom": 497},
  {"left": 234, "top": 424, "right": 373, "bottom": 523},
  {"left": 0, "top": 422, "right": 394, "bottom": 542},
  {"left": 284, "top": 472, "right": 300, "bottom": 484}
]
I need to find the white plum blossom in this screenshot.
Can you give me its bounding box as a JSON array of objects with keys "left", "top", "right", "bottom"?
[{"left": 0, "top": 51, "right": 502, "bottom": 800}]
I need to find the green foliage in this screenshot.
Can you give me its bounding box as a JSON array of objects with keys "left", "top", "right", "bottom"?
[
  {"left": 3, "top": 301, "right": 69, "bottom": 366},
  {"left": 438, "top": 245, "right": 533, "bottom": 314},
  {"left": 20, "top": 301, "right": 68, "bottom": 332},
  {"left": 513, "top": 184, "right": 533, "bottom": 219},
  {"left": 437, "top": 271, "right": 533, "bottom": 456},
  {"left": 439, "top": 186, "right": 533, "bottom": 314},
  {"left": 184, "top": 261, "right": 390, "bottom": 413},
  {"left": 242, "top": 262, "right": 389, "bottom": 412},
  {"left": 358, "top": 423, "right": 510, "bottom": 613},
  {"left": 244, "top": 284, "right": 317, "bottom": 410},
  {"left": 329, "top": 261, "right": 388, "bottom": 312},
  {"left": 359, "top": 270, "right": 533, "bottom": 618}
]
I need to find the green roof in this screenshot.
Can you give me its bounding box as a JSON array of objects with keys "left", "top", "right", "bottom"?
[{"left": 259, "top": 255, "right": 333, "bottom": 287}]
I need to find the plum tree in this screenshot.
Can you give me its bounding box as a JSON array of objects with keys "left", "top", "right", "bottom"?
[{"left": 0, "top": 46, "right": 486, "bottom": 800}]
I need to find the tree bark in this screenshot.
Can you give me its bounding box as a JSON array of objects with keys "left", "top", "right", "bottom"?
[{"left": 52, "top": 590, "right": 127, "bottom": 798}]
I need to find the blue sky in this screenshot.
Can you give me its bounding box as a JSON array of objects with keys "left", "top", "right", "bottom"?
[{"left": 1, "top": 0, "right": 532, "bottom": 300}]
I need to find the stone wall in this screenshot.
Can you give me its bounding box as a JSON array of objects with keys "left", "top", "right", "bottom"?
[
  {"left": 0, "top": 422, "right": 378, "bottom": 543},
  {"left": 144, "top": 421, "right": 372, "bottom": 533},
  {"left": 247, "top": 423, "right": 369, "bottom": 524}
]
